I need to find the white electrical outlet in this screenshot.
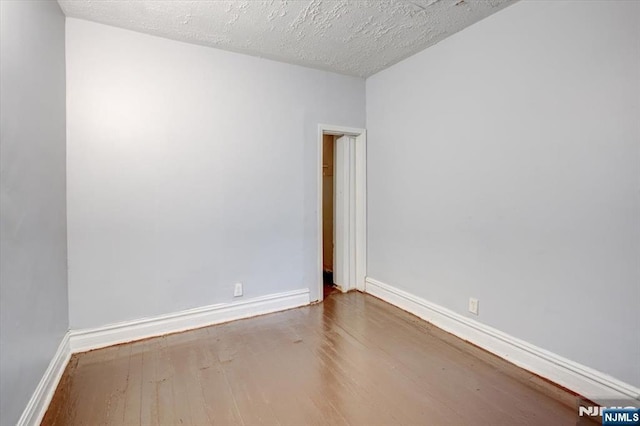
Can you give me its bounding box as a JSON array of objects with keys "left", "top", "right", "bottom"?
[
  {"left": 468, "top": 297, "right": 479, "bottom": 315},
  {"left": 234, "top": 282, "right": 243, "bottom": 297}
]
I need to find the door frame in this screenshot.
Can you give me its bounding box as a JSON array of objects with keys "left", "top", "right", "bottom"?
[{"left": 317, "top": 124, "right": 366, "bottom": 301}]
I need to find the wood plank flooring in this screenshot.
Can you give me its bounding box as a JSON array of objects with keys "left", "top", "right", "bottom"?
[{"left": 43, "top": 292, "right": 593, "bottom": 425}]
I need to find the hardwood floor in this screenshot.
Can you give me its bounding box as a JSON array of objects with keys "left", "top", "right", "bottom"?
[{"left": 43, "top": 292, "right": 592, "bottom": 425}]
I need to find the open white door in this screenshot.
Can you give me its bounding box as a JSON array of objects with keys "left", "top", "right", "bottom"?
[
  {"left": 317, "top": 124, "right": 366, "bottom": 301},
  {"left": 333, "top": 135, "right": 357, "bottom": 291}
]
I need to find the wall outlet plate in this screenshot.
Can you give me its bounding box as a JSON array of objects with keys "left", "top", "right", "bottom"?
[
  {"left": 468, "top": 297, "right": 479, "bottom": 315},
  {"left": 234, "top": 282, "right": 243, "bottom": 297}
]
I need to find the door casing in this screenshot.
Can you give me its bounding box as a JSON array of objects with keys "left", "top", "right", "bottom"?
[{"left": 317, "top": 124, "right": 366, "bottom": 301}]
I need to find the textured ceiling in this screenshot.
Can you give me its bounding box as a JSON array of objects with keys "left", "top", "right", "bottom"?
[{"left": 57, "top": 0, "right": 515, "bottom": 77}]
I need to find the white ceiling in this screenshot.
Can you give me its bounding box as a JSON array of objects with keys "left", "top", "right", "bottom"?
[{"left": 57, "top": 0, "right": 515, "bottom": 78}]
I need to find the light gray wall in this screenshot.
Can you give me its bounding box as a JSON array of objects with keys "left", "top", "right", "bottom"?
[
  {"left": 0, "top": 1, "right": 69, "bottom": 424},
  {"left": 66, "top": 19, "right": 365, "bottom": 329},
  {"left": 366, "top": 0, "right": 640, "bottom": 387}
]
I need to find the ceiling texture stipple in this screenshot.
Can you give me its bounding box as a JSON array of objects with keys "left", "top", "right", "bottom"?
[{"left": 57, "top": 0, "right": 515, "bottom": 77}]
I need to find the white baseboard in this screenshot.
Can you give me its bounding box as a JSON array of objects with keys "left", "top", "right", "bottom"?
[
  {"left": 69, "top": 288, "right": 310, "bottom": 353},
  {"left": 17, "top": 332, "right": 71, "bottom": 426},
  {"left": 365, "top": 277, "right": 640, "bottom": 405}
]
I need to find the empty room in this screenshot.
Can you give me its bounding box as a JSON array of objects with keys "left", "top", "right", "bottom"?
[{"left": 1, "top": 0, "right": 638, "bottom": 425}]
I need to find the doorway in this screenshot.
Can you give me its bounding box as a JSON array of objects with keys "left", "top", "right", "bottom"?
[
  {"left": 321, "top": 134, "right": 338, "bottom": 298},
  {"left": 317, "top": 124, "right": 367, "bottom": 302}
]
